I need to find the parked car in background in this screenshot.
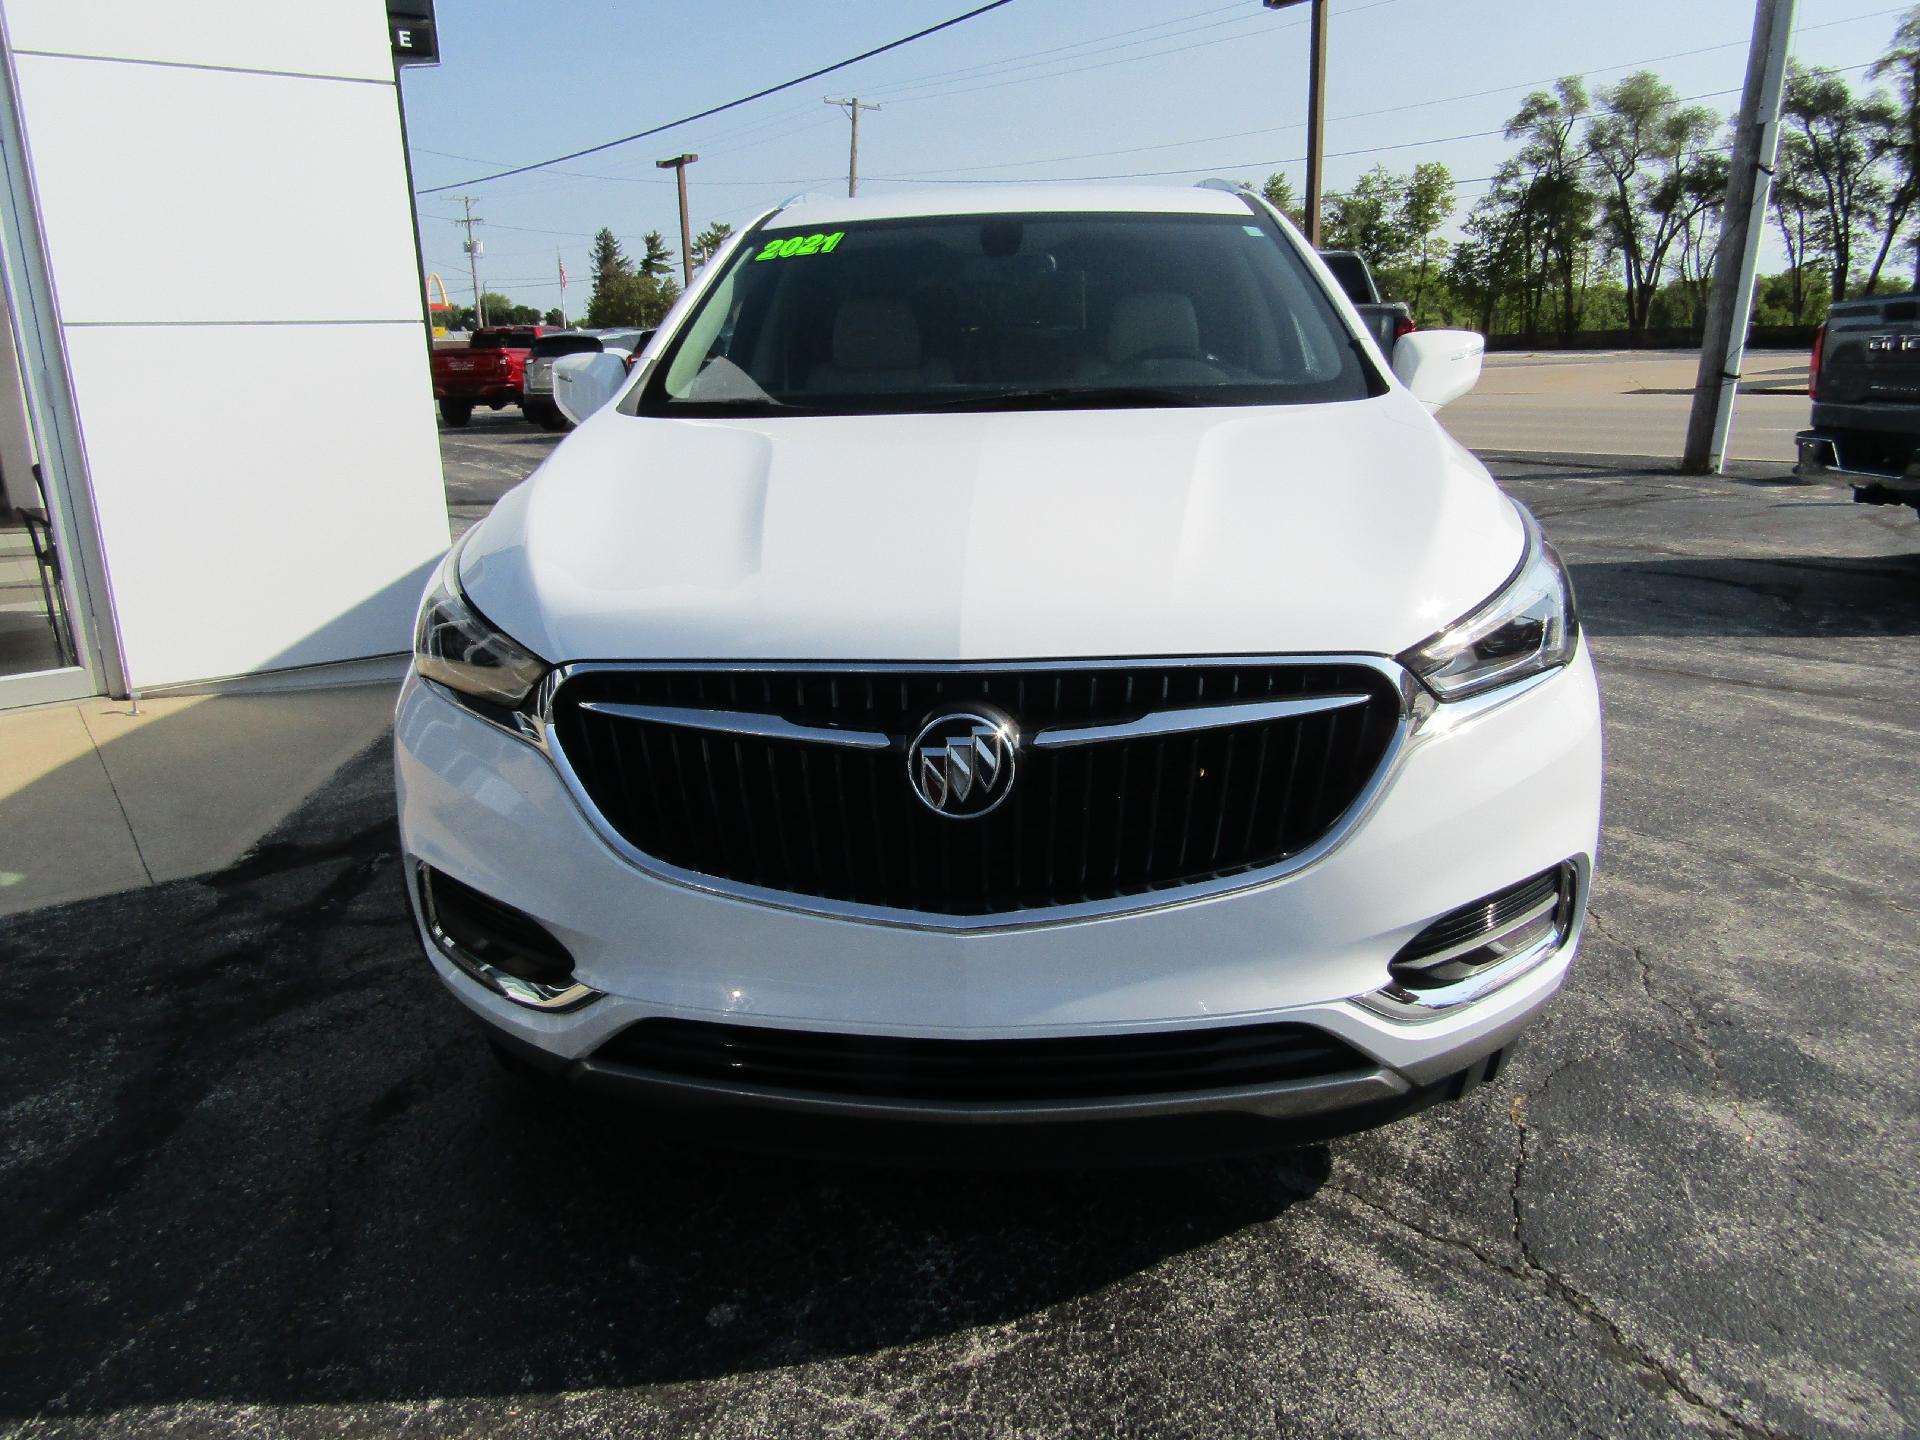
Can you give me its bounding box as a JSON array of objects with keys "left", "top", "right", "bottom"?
[
  {"left": 1319, "top": 250, "right": 1416, "bottom": 360},
  {"left": 431, "top": 325, "right": 548, "bottom": 427},
  {"left": 399, "top": 183, "right": 1598, "bottom": 1163},
  {"left": 1796, "top": 297, "right": 1920, "bottom": 518},
  {"left": 522, "top": 329, "right": 656, "bottom": 431}
]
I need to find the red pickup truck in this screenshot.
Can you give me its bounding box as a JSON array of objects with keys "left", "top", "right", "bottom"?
[{"left": 431, "top": 326, "right": 548, "bottom": 426}]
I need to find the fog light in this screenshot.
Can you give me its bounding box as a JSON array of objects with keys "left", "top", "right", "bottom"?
[
  {"left": 1360, "top": 864, "right": 1575, "bottom": 1018},
  {"left": 416, "top": 864, "right": 598, "bottom": 1011}
]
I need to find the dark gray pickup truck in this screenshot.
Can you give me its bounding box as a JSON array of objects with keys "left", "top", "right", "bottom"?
[
  {"left": 1319, "top": 250, "right": 1415, "bottom": 361},
  {"left": 1796, "top": 294, "right": 1920, "bottom": 516}
]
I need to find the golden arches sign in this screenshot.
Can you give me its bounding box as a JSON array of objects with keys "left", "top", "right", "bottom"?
[{"left": 425, "top": 272, "right": 452, "bottom": 337}]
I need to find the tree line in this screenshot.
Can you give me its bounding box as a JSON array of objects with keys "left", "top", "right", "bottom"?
[
  {"left": 1253, "top": 8, "right": 1920, "bottom": 343},
  {"left": 461, "top": 220, "right": 735, "bottom": 332}
]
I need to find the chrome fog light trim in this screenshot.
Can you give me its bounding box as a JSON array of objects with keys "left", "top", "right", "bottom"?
[
  {"left": 1357, "top": 863, "right": 1579, "bottom": 1021},
  {"left": 416, "top": 864, "right": 600, "bottom": 1012},
  {"left": 1356, "top": 920, "right": 1565, "bottom": 1021}
]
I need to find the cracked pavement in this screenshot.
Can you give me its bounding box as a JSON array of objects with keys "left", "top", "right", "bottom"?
[{"left": 1, "top": 443, "right": 1916, "bottom": 1438}]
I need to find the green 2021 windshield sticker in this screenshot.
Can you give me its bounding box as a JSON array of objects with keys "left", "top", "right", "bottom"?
[{"left": 753, "top": 231, "right": 846, "bottom": 261}]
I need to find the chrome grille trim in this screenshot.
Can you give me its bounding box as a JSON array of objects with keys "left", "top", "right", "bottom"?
[
  {"left": 1030, "top": 692, "right": 1373, "bottom": 748},
  {"left": 575, "top": 699, "right": 892, "bottom": 750},
  {"left": 521, "top": 655, "right": 1419, "bottom": 933}
]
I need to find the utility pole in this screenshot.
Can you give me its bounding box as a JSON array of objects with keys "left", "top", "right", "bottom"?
[
  {"left": 1682, "top": 0, "right": 1797, "bottom": 474},
  {"left": 1263, "top": 0, "right": 1328, "bottom": 245},
  {"left": 458, "top": 195, "right": 486, "bottom": 329},
  {"left": 825, "top": 97, "right": 881, "bottom": 198},
  {"left": 655, "top": 153, "right": 699, "bottom": 288}
]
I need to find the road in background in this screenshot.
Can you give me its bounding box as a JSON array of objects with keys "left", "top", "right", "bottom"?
[{"left": 1443, "top": 349, "right": 1808, "bottom": 466}]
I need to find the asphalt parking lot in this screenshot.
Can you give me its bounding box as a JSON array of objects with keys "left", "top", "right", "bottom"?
[{"left": 2, "top": 414, "right": 1917, "bottom": 1437}]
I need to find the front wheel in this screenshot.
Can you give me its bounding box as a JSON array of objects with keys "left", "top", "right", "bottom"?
[
  {"left": 438, "top": 399, "right": 473, "bottom": 428},
  {"left": 524, "top": 399, "right": 571, "bottom": 432}
]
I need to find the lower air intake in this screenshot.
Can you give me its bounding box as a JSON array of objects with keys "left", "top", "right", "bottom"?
[{"left": 590, "top": 1017, "right": 1372, "bottom": 1104}]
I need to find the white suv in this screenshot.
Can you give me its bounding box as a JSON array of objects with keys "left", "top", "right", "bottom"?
[{"left": 397, "top": 184, "right": 1601, "bottom": 1160}]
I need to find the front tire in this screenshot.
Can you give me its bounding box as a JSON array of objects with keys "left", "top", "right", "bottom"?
[
  {"left": 438, "top": 399, "right": 473, "bottom": 427},
  {"left": 524, "top": 399, "right": 571, "bottom": 432}
]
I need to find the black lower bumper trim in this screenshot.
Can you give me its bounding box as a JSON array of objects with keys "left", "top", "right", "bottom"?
[{"left": 471, "top": 1018, "right": 1512, "bottom": 1167}]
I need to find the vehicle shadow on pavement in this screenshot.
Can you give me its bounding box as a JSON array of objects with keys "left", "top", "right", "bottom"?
[
  {"left": 0, "top": 744, "right": 1329, "bottom": 1420},
  {"left": 1569, "top": 549, "right": 1920, "bottom": 638}
]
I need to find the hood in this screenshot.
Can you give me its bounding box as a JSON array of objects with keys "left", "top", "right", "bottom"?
[{"left": 459, "top": 394, "right": 1523, "bottom": 664}]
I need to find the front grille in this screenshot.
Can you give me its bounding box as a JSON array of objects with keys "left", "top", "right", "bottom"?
[
  {"left": 591, "top": 1016, "right": 1370, "bottom": 1102},
  {"left": 549, "top": 661, "right": 1403, "bottom": 917}
]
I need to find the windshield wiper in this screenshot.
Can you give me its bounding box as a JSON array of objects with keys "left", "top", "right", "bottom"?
[{"left": 922, "top": 386, "right": 1207, "bottom": 412}]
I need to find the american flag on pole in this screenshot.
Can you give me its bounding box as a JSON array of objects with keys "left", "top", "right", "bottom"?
[{"left": 558, "top": 255, "right": 568, "bottom": 290}]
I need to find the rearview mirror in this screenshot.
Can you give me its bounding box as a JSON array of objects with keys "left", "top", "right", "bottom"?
[
  {"left": 1391, "top": 329, "right": 1484, "bottom": 412},
  {"left": 552, "top": 351, "right": 629, "bottom": 425}
]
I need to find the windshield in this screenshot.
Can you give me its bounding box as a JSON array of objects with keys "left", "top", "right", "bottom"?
[{"left": 631, "top": 208, "right": 1377, "bottom": 417}]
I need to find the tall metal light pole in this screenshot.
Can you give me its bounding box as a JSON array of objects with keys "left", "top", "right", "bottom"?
[
  {"left": 1682, "top": 0, "right": 1797, "bottom": 474},
  {"left": 1263, "top": 0, "right": 1328, "bottom": 246},
  {"left": 656, "top": 153, "right": 699, "bottom": 289},
  {"left": 825, "top": 97, "right": 881, "bottom": 197}
]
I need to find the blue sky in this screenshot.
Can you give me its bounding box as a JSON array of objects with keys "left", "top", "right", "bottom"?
[{"left": 399, "top": 0, "right": 1899, "bottom": 314}]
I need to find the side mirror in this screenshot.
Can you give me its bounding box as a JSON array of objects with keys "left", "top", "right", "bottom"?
[
  {"left": 552, "top": 351, "right": 629, "bottom": 425},
  {"left": 1391, "top": 329, "right": 1485, "bottom": 412}
]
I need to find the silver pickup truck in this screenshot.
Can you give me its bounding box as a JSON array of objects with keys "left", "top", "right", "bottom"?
[{"left": 1796, "top": 294, "right": 1920, "bottom": 517}]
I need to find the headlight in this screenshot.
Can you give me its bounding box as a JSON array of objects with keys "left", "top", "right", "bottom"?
[
  {"left": 413, "top": 538, "right": 548, "bottom": 707},
  {"left": 1400, "top": 505, "right": 1578, "bottom": 701}
]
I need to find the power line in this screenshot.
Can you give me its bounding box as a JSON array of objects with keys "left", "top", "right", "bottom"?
[
  {"left": 859, "top": 2, "right": 1268, "bottom": 101},
  {"left": 850, "top": 0, "right": 1247, "bottom": 97},
  {"left": 861, "top": 27, "right": 1889, "bottom": 189},
  {"left": 876, "top": 0, "right": 1406, "bottom": 108},
  {"left": 417, "top": 0, "right": 1018, "bottom": 194}
]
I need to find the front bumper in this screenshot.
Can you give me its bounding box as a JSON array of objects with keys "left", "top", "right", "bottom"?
[{"left": 394, "top": 645, "right": 1602, "bottom": 1139}]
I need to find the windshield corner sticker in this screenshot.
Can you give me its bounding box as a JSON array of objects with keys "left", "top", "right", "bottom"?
[
  {"left": 1242, "top": 224, "right": 1264, "bottom": 237},
  {"left": 754, "top": 231, "right": 846, "bottom": 262}
]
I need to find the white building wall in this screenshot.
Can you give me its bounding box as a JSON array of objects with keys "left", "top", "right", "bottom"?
[{"left": 2, "top": 0, "right": 448, "bottom": 687}]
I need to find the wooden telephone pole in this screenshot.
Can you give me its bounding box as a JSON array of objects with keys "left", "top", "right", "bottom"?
[
  {"left": 655, "top": 153, "right": 699, "bottom": 289},
  {"left": 1262, "top": 0, "right": 1328, "bottom": 245},
  {"left": 825, "top": 97, "right": 881, "bottom": 197}
]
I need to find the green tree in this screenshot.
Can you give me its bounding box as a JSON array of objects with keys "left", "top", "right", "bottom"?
[
  {"left": 639, "top": 229, "right": 675, "bottom": 278},
  {"left": 1254, "top": 172, "right": 1303, "bottom": 228},
  {"left": 1396, "top": 162, "right": 1454, "bottom": 318},
  {"left": 585, "top": 271, "right": 681, "bottom": 328},
  {"left": 1867, "top": 8, "right": 1920, "bottom": 289},
  {"left": 589, "top": 228, "right": 631, "bottom": 290},
  {"left": 467, "top": 292, "right": 541, "bottom": 326},
  {"left": 1504, "top": 77, "right": 1598, "bottom": 340},
  {"left": 1784, "top": 62, "right": 1890, "bottom": 302},
  {"left": 692, "top": 220, "right": 735, "bottom": 267},
  {"left": 1586, "top": 71, "right": 1723, "bottom": 340},
  {"left": 1318, "top": 163, "right": 1455, "bottom": 320},
  {"left": 1771, "top": 129, "right": 1822, "bottom": 323},
  {"left": 1321, "top": 166, "right": 1399, "bottom": 269},
  {"left": 543, "top": 307, "right": 565, "bottom": 327}
]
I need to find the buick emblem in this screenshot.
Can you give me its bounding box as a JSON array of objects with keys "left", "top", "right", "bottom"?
[{"left": 908, "top": 709, "right": 1018, "bottom": 818}]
